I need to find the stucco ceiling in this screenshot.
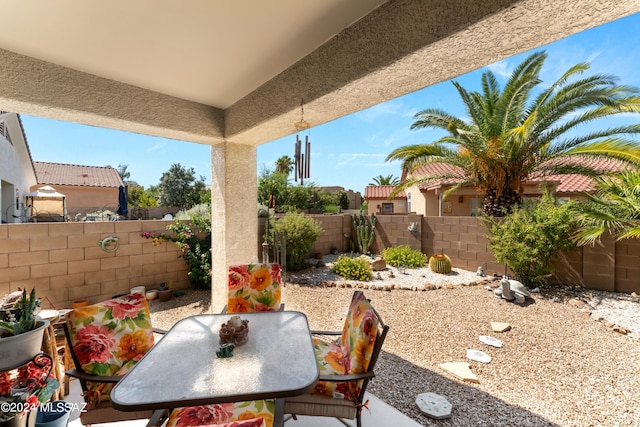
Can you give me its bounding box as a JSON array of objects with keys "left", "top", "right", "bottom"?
[
  {"left": 0, "top": 0, "right": 386, "bottom": 109},
  {"left": 0, "top": 0, "right": 639, "bottom": 146}
]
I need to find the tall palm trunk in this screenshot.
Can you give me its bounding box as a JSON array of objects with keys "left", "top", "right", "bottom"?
[{"left": 482, "top": 187, "right": 522, "bottom": 216}]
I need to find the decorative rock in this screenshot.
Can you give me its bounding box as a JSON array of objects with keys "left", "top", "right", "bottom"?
[
  {"left": 513, "top": 293, "right": 525, "bottom": 304},
  {"left": 613, "top": 326, "right": 629, "bottom": 335},
  {"left": 508, "top": 279, "right": 531, "bottom": 297},
  {"left": 479, "top": 335, "right": 503, "bottom": 348},
  {"left": 491, "top": 322, "right": 511, "bottom": 333},
  {"left": 466, "top": 349, "right": 491, "bottom": 364},
  {"left": 531, "top": 287, "right": 541, "bottom": 293},
  {"left": 366, "top": 256, "right": 387, "bottom": 271},
  {"left": 569, "top": 298, "right": 587, "bottom": 308},
  {"left": 416, "top": 392, "right": 452, "bottom": 420},
  {"left": 439, "top": 362, "right": 479, "bottom": 383},
  {"left": 476, "top": 266, "right": 486, "bottom": 277}
]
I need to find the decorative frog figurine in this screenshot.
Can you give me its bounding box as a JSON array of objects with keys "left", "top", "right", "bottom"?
[{"left": 216, "top": 343, "right": 236, "bottom": 358}]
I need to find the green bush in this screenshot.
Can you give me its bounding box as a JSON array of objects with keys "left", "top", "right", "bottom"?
[
  {"left": 382, "top": 245, "right": 427, "bottom": 268},
  {"left": 164, "top": 204, "right": 212, "bottom": 289},
  {"left": 482, "top": 191, "right": 578, "bottom": 287},
  {"left": 332, "top": 255, "right": 372, "bottom": 281},
  {"left": 266, "top": 212, "right": 323, "bottom": 271}
]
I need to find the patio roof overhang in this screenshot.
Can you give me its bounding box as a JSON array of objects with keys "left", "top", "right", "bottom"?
[{"left": 0, "top": 0, "right": 638, "bottom": 147}]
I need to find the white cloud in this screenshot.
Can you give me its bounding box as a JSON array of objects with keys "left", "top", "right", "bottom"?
[
  {"left": 487, "top": 60, "right": 512, "bottom": 78},
  {"left": 147, "top": 142, "right": 168, "bottom": 153},
  {"left": 337, "top": 153, "right": 386, "bottom": 167}
]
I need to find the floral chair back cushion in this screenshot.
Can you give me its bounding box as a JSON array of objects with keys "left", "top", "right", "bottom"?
[
  {"left": 167, "top": 400, "right": 274, "bottom": 427},
  {"left": 227, "top": 264, "right": 282, "bottom": 313},
  {"left": 65, "top": 293, "right": 155, "bottom": 405},
  {"left": 312, "top": 291, "right": 379, "bottom": 402}
]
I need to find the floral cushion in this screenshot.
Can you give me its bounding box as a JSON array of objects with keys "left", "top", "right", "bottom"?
[
  {"left": 227, "top": 264, "right": 282, "bottom": 313},
  {"left": 167, "top": 400, "right": 275, "bottom": 427},
  {"left": 65, "top": 293, "right": 154, "bottom": 406},
  {"left": 311, "top": 291, "right": 379, "bottom": 402}
]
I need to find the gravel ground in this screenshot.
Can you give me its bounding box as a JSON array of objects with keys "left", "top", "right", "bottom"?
[{"left": 148, "top": 260, "right": 640, "bottom": 427}]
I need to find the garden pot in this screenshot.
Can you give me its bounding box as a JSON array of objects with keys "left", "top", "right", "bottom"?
[
  {"left": 0, "top": 320, "right": 49, "bottom": 370},
  {"left": 158, "top": 289, "right": 172, "bottom": 302},
  {"left": 72, "top": 299, "right": 89, "bottom": 309},
  {"left": 35, "top": 401, "right": 71, "bottom": 427},
  {"left": 130, "top": 286, "right": 145, "bottom": 295},
  {"left": 145, "top": 290, "right": 158, "bottom": 300},
  {"left": 0, "top": 408, "right": 36, "bottom": 427},
  {"left": 314, "top": 253, "right": 323, "bottom": 259}
]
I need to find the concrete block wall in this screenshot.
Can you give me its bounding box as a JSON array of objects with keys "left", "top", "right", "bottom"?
[
  {"left": 0, "top": 220, "right": 190, "bottom": 308},
  {"left": 421, "top": 216, "right": 504, "bottom": 275}
]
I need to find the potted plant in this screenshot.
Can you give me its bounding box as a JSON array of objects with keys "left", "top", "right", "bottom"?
[
  {"left": 157, "top": 282, "right": 173, "bottom": 302},
  {"left": 0, "top": 289, "right": 49, "bottom": 371}
]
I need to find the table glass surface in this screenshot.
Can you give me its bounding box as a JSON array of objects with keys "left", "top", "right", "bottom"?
[{"left": 111, "top": 311, "right": 319, "bottom": 410}]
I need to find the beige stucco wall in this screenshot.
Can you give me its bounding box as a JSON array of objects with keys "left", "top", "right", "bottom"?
[
  {"left": 0, "top": 220, "right": 191, "bottom": 308},
  {"left": 36, "top": 185, "right": 120, "bottom": 216}
]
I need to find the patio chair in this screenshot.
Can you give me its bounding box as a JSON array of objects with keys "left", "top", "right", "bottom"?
[
  {"left": 283, "top": 291, "right": 389, "bottom": 427},
  {"left": 63, "top": 293, "right": 167, "bottom": 426},
  {"left": 167, "top": 263, "right": 283, "bottom": 426},
  {"left": 224, "top": 263, "right": 283, "bottom": 313}
]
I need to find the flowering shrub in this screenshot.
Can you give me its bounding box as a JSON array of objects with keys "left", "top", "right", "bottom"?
[
  {"left": 166, "top": 204, "right": 211, "bottom": 289},
  {"left": 141, "top": 205, "right": 212, "bottom": 289},
  {"left": 140, "top": 231, "right": 162, "bottom": 246},
  {"left": 382, "top": 245, "right": 427, "bottom": 268},
  {"left": 332, "top": 255, "right": 372, "bottom": 281}
]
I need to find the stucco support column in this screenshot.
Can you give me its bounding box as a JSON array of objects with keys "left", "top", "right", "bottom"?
[{"left": 210, "top": 142, "right": 258, "bottom": 312}]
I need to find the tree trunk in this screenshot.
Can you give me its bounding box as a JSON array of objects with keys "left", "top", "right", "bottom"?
[{"left": 482, "top": 187, "right": 522, "bottom": 217}]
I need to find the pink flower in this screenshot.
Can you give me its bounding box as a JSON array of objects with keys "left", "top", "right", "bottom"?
[
  {"left": 171, "top": 404, "right": 234, "bottom": 426},
  {"left": 74, "top": 324, "right": 116, "bottom": 366},
  {"left": 103, "top": 294, "right": 144, "bottom": 320},
  {"left": 228, "top": 265, "right": 251, "bottom": 290}
]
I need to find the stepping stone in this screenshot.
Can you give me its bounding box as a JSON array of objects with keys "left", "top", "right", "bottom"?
[
  {"left": 439, "top": 362, "right": 479, "bottom": 383},
  {"left": 416, "top": 392, "right": 452, "bottom": 420},
  {"left": 491, "top": 322, "right": 511, "bottom": 332},
  {"left": 479, "top": 335, "right": 503, "bottom": 348},
  {"left": 466, "top": 349, "right": 491, "bottom": 364}
]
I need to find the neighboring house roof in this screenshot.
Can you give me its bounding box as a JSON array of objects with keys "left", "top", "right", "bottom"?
[
  {"left": 410, "top": 157, "right": 628, "bottom": 194},
  {"left": 365, "top": 185, "right": 406, "bottom": 199},
  {"left": 34, "top": 161, "right": 124, "bottom": 187}
]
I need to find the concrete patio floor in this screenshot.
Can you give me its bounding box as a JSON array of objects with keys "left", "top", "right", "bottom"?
[{"left": 66, "top": 377, "right": 421, "bottom": 427}]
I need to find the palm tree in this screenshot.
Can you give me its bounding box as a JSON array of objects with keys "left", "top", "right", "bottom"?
[
  {"left": 369, "top": 174, "right": 400, "bottom": 186},
  {"left": 386, "top": 51, "right": 640, "bottom": 216},
  {"left": 275, "top": 155, "right": 294, "bottom": 176},
  {"left": 572, "top": 169, "right": 640, "bottom": 245}
]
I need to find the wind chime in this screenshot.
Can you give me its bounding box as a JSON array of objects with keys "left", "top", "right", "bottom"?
[{"left": 294, "top": 100, "right": 310, "bottom": 184}]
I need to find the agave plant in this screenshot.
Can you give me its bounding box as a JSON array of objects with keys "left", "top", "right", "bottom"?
[{"left": 0, "top": 288, "right": 39, "bottom": 337}]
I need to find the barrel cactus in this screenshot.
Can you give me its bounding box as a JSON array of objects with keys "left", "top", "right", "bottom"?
[{"left": 429, "top": 252, "right": 452, "bottom": 274}]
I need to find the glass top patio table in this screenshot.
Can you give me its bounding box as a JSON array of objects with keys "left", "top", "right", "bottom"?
[{"left": 111, "top": 311, "right": 319, "bottom": 412}]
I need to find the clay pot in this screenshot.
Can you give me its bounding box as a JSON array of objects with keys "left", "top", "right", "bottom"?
[
  {"left": 157, "top": 289, "right": 172, "bottom": 302},
  {"left": 72, "top": 299, "right": 90, "bottom": 309},
  {"left": 314, "top": 253, "right": 323, "bottom": 260},
  {"left": 145, "top": 290, "right": 158, "bottom": 300}
]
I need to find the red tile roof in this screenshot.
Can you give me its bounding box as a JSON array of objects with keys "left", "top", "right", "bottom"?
[
  {"left": 34, "top": 161, "right": 124, "bottom": 188},
  {"left": 410, "top": 158, "right": 631, "bottom": 194},
  {"left": 365, "top": 185, "right": 406, "bottom": 199}
]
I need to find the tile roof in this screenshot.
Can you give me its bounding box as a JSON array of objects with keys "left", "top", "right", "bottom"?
[
  {"left": 34, "top": 161, "right": 124, "bottom": 188},
  {"left": 365, "top": 185, "right": 406, "bottom": 199},
  {"left": 410, "top": 158, "right": 631, "bottom": 194}
]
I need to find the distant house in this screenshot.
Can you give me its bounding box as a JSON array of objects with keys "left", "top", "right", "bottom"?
[
  {"left": 316, "top": 186, "right": 362, "bottom": 210},
  {"left": 397, "top": 158, "right": 628, "bottom": 216},
  {"left": 364, "top": 185, "right": 407, "bottom": 215},
  {"left": 0, "top": 112, "right": 37, "bottom": 223},
  {"left": 32, "top": 162, "right": 124, "bottom": 219}
]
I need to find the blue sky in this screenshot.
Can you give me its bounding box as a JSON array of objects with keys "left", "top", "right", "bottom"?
[{"left": 21, "top": 12, "right": 640, "bottom": 193}]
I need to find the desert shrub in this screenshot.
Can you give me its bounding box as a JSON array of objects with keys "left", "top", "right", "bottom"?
[
  {"left": 323, "top": 204, "right": 340, "bottom": 214},
  {"left": 382, "top": 245, "right": 427, "bottom": 268},
  {"left": 482, "top": 191, "right": 578, "bottom": 287},
  {"left": 332, "top": 255, "right": 372, "bottom": 281},
  {"left": 266, "top": 212, "right": 322, "bottom": 271}
]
